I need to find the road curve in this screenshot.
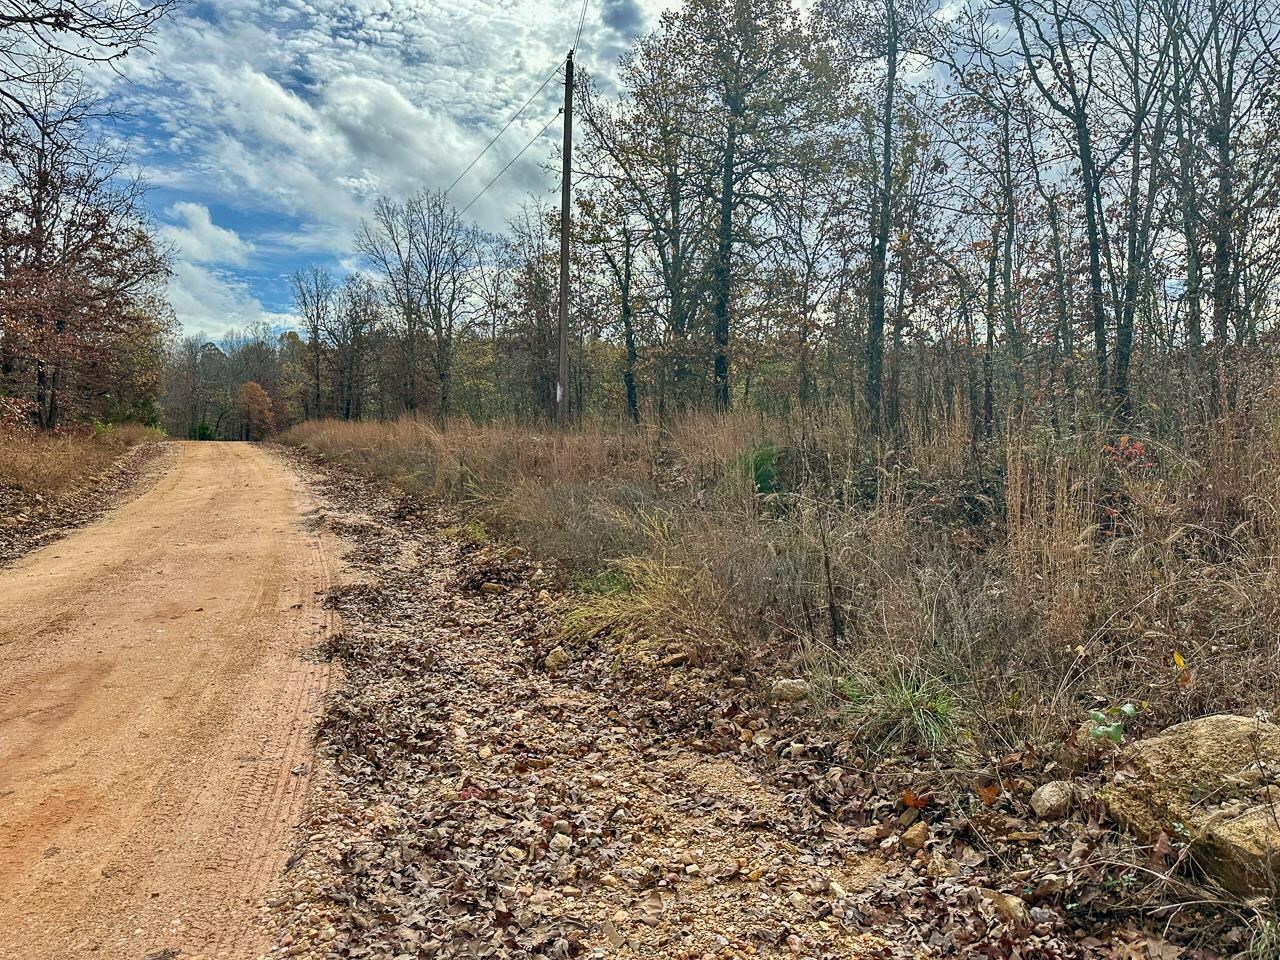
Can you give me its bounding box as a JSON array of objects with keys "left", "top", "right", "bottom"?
[{"left": 0, "top": 442, "right": 333, "bottom": 959}]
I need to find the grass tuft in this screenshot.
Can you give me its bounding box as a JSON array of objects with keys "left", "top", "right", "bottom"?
[
  {"left": 0, "top": 423, "right": 161, "bottom": 502},
  {"left": 840, "top": 661, "right": 962, "bottom": 753}
]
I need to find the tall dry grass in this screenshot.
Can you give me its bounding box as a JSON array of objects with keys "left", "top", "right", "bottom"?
[
  {"left": 0, "top": 423, "right": 159, "bottom": 503},
  {"left": 283, "top": 400, "right": 1280, "bottom": 756}
]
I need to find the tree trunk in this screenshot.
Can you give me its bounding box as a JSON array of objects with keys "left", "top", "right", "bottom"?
[
  {"left": 866, "top": 6, "right": 897, "bottom": 435},
  {"left": 712, "top": 118, "right": 737, "bottom": 412}
]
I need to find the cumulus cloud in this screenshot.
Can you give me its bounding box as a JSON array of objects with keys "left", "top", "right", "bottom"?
[
  {"left": 97, "top": 0, "right": 675, "bottom": 331},
  {"left": 161, "top": 203, "right": 254, "bottom": 265},
  {"left": 165, "top": 261, "right": 278, "bottom": 336}
]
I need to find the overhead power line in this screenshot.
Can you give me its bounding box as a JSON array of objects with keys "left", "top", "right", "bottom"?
[
  {"left": 445, "top": 62, "right": 564, "bottom": 197},
  {"left": 459, "top": 108, "right": 565, "bottom": 216},
  {"left": 574, "top": 0, "right": 590, "bottom": 52}
]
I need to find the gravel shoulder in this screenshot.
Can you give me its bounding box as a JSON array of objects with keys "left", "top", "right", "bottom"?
[{"left": 270, "top": 463, "right": 894, "bottom": 960}]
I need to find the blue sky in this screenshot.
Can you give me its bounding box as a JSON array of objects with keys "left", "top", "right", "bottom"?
[{"left": 95, "top": 0, "right": 664, "bottom": 337}]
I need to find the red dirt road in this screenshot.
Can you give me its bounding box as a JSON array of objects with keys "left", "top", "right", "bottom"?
[{"left": 0, "top": 442, "right": 333, "bottom": 959}]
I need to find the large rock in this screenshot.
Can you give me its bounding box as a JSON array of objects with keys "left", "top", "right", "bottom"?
[{"left": 1102, "top": 714, "right": 1280, "bottom": 895}]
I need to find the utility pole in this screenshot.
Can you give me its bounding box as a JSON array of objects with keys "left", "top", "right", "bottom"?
[{"left": 556, "top": 50, "right": 574, "bottom": 426}]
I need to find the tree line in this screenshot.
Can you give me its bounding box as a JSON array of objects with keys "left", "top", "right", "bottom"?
[{"left": 170, "top": 0, "right": 1280, "bottom": 442}]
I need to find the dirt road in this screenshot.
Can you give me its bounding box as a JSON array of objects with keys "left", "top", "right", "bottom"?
[{"left": 0, "top": 442, "right": 333, "bottom": 960}]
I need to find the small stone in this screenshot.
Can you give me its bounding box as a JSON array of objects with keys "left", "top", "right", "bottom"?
[
  {"left": 770, "top": 678, "right": 811, "bottom": 704},
  {"left": 924, "top": 853, "right": 959, "bottom": 878},
  {"left": 901, "top": 820, "right": 929, "bottom": 853},
  {"left": 549, "top": 832, "right": 573, "bottom": 852},
  {"left": 480, "top": 581, "right": 506, "bottom": 594},
  {"left": 545, "top": 646, "right": 572, "bottom": 671},
  {"left": 1030, "top": 781, "right": 1074, "bottom": 820}
]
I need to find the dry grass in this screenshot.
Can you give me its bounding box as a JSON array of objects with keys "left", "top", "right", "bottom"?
[
  {"left": 0, "top": 423, "right": 160, "bottom": 503},
  {"left": 283, "top": 397, "right": 1280, "bottom": 757}
]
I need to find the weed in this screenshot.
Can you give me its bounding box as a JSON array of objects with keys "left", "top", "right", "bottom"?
[
  {"left": 559, "top": 555, "right": 733, "bottom": 659},
  {"left": 574, "top": 565, "right": 632, "bottom": 596},
  {"left": 443, "top": 520, "right": 488, "bottom": 544},
  {"left": 840, "top": 661, "right": 962, "bottom": 753},
  {"left": 1248, "top": 916, "right": 1280, "bottom": 960}
]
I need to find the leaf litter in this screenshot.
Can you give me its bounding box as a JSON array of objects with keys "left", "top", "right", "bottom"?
[{"left": 267, "top": 457, "right": 1252, "bottom": 960}]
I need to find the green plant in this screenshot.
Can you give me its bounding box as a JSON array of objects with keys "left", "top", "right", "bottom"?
[
  {"left": 1247, "top": 916, "right": 1280, "bottom": 960},
  {"left": 740, "top": 443, "right": 780, "bottom": 495},
  {"left": 1087, "top": 702, "right": 1138, "bottom": 743},
  {"left": 840, "top": 661, "right": 961, "bottom": 753},
  {"left": 559, "top": 555, "right": 732, "bottom": 657},
  {"left": 442, "top": 520, "right": 488, "bottom": 543},
  {"left": 575, "top": 565, "right": 632, "bottom": 596}
]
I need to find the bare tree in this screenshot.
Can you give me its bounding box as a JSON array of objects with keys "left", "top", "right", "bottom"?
[
  {"left": 0, "top": 0, "right": 181, "bottom": 124},
  {"left": 289, "top": 267, "right": 337, "bottom": 419}
]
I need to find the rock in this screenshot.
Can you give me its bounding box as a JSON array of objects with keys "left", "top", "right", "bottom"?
[
  {"left": 1102, "top": 713, "right": 1280, "bottom": 895},
  {"left": 771, "top": 678, "right": 811, "bottom": 704},
  {"left": 901, "top": 820, "right": 929, "bottom": 853},
  {"left": 977, "top": 889, "right": 1031, "bottom": 930},
  {"left": 544, "top": 646, "right": 572, "bottom": 671},
  {"left": 480, "top": 581, "right": 506, "bottom": 594},
  {"left": 1030, "top": 781, "right": 1074, "bottom": 820},
  {"left": 924, "top": 852, "right": 959, "bottom": 878}
]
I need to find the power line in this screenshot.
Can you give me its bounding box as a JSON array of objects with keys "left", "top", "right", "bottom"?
[
  {"left": 573, "top": 0, "right": 590, "bottom": 52},
  {"left": 445, "top": 62, "right": 564, "bottom": 197},
  {"left": 459, "top": 109, "right": 565, "bottom": 216}
]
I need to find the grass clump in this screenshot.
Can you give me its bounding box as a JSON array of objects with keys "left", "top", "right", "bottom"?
[
  {"left": 0, "top": 422, "right": 160, "bottom": 502},
  {"left": 840, "top": 661, "right": 962, "bottom": 754},
  {"left": 559, "top": 555, "right": 734, "bottom": 659},
  {"left": 442, "top": 520, "right": 488, "bottom": 544}
]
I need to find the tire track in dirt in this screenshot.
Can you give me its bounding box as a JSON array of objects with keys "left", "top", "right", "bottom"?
[{"left": 0, "top": 441, "right": 336, "bottom": 960}]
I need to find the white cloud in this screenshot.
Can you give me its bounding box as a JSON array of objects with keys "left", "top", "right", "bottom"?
[
  {"left": 166, "top": 261, "right": 288, "bottom": 335},
  {"left": 92, "top": 0, "right": 677, "bottom": 330},
  {"left": 161, "top": 202, "right": 254, "bottom": 265}
]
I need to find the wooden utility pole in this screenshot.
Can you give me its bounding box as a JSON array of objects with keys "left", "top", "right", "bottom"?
[{"left": 556, "top": 50, "right": 574, "bottom": 426}]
